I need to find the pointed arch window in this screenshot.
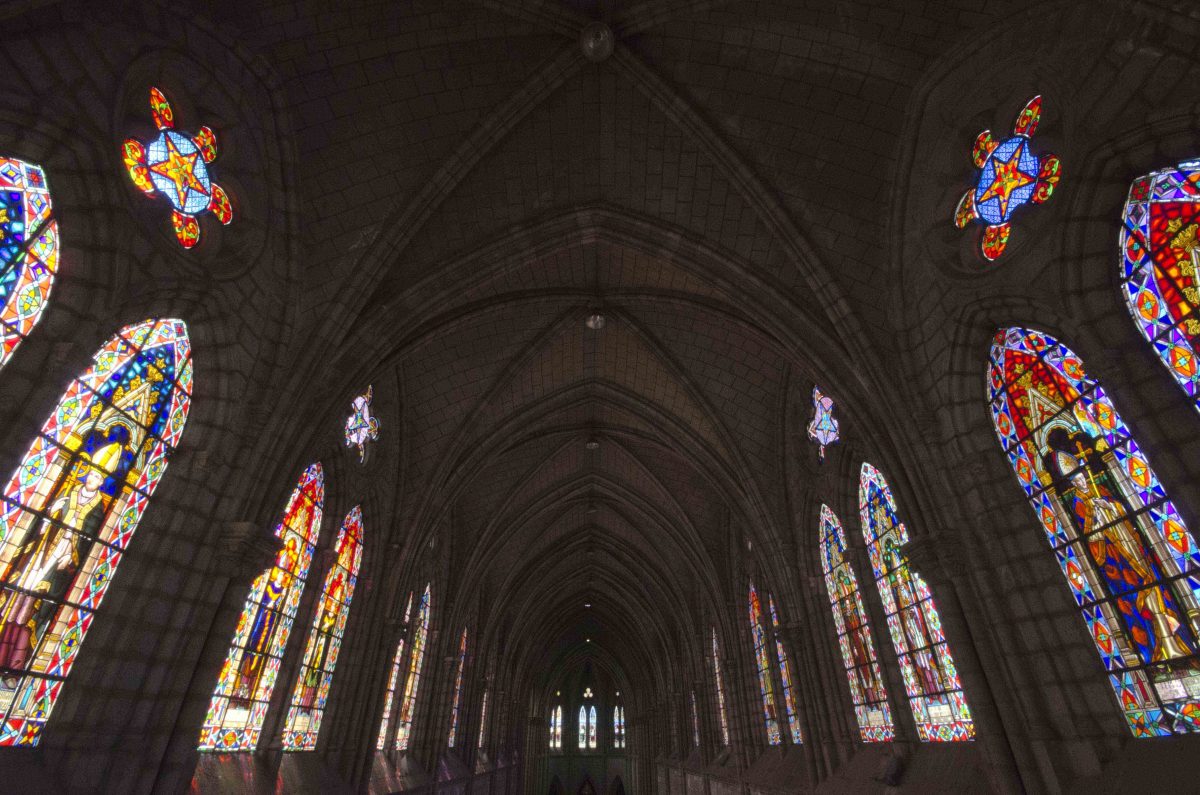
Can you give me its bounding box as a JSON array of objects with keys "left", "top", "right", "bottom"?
[
  {"left": 395, "top": 584, "right": 430, "bottom": 750},
  {"left": 0, "top": 157, "right": 58, "bottom": 371},
  {"left": 989, "top": 326, "right": 1200, "bottom": 736},
  {"left": 477, "top": 689, "right": 489, "bottom": 749},
  {"left": 588, "top": 705, "right": 597, "bottom": 749},
  {"left": 376, "top": 591, "right": 413, "bottom": 750},
  {"left": 819, "top": 505, "right": 894, "bottom": 742},
  {"left": 577, "top": 705, "right": 587, "bottom": 749},
  {"left": 1120, "top": 161, "right": 1200, "bottom": 407},
  {"left": 281, "top": 506, "right": 364, "bottom": 750},
  {"left": 690, "top": 691, "right": 700, "bottom": 747},
  {"left": 447, "top": 628, "right": 468, "bottom": 747},
  {"left": 613, "top": 705, "right": 625, "bottom": 749},
  {"left": 0, "top": 319, "right": 191, "bottom": 745},
  {"left": 859, "top": 463, "right": 975, "bottom": 742},
  {"left": 768, "top": 596, "right": 803, "bottom": 744},
  {"left": 748, "top": 583, "right": 781, "bottom": 744},
  {"left": 200, "top": 462, "right": 323, "bottom": 751},
  {"left": 710, "top": 628, "right": 730, "bottom": 746},
  {"left": 549, "top": 704, "right": 562, "bottom": 749}
]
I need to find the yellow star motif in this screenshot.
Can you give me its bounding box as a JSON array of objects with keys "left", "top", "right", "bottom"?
[
  {"left": 978, "top": 143, "right": 1034, "bottom": 220},
  {"left": 149, "top": 135, "right": 206, "bottom": 209}
]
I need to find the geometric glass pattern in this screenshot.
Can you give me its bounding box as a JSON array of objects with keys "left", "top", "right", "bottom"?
[
  {"left": 690, "top": 690, "right": 700, "bottom": 747},
  {"left": 375, "top": 591, "right": 413, "bottom": 750},
  {"left": 344, "top": 385, "right": 380, "bottom": 464},
  {"left": 477, "top": 689, "right": 488, "bottom": 749},
  {"left": 613, "top": 705, "right": 625, "bottom": 749},
  {"left": 748, "top": 583, "right": 781, "bottom": 745},
  {"left": 282, "top": 506, "right": 364, "bottom": 750},
  {"left": 199, "top": 462, "right": 324, "bottom": 751},
  {"left": 859, "top": 463, "right": 975, "bottom": 742},
  {"left": 577, "top": 705, "right": 587, "bottom": 749},
  {"left": 447, "top": 628, "right": 467, "bottom": 748},
  {"left": 1119, "top": 160, "right": 1200, "bottom": 409},
  {"left": 395, "top": 584, "right": 430, "bottom": 751},
  {"left": 988, "top": 326, "right": 1200, "bottom": 736},
  {"left": 549, "top": 704, "right": 562, "bottom": 749},
  {"left": 768, "top": 596, "right": 803, "bottom": 744},
  {"left": 587, "top": 705, "right": 597, "bottom": 749},
  {"left": 711, "top": 628, "right": 730, "bottom": 746},
  {"left": 0, "top": 156, "right": 58, "bottom": 370},
  {"left": 807, "top": 386, "right": 840, "bottom": 461},
  {"left": 819, "top": 504, "right": 894, "bottom": 742},
  {"left": 954, "top": 96, "right": 1061, "bottom": 261},
  {"left": 122, "top": 87, "right": 232, "bottom": 249},
  {"left": 0, "top": 319, "right": 192, "bottom": 746}
]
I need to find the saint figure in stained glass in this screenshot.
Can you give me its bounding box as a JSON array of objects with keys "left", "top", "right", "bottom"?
[
  {"left": 807, "top": 386, "right": 840, "bottom": 461},
  {"left": 1119, "top": 160, "right": 1200, "bottom": 407},
  {"left": 123, "top": 87, "right": 232, "bottom": 249},
  {"left": 376, "top": 591, "right": 413, "bottom": 750},
  {"left": 954, "top": 96, "right": 1061, "bottom": 260},
  {"left": 344, "top": 386, "right": 381, "bottom": 464},
  {"left": 395, "top": 584, "right": 430, "bottom": 750},
  {"left": 0, "top": 157, "right": 58, "bottom": 370},
  {"left": 989, "top": 326, "right": 1200, "bottom": 736},
  {"left": 0, "top": 319, "right": 192, "bottom": 746},
  {"left": 748, "top": 583, "right": 781, "bottom": 745}
]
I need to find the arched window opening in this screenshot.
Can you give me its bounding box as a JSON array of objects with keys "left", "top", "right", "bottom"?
[
  {"left": 375, "top": 591, "right": 413, "bottom": 750},
  {"left": 768, "top": 596, "right": 803, "bottom": 744},
  {"left": 282, "top": 506, "right": 364, "bottom": 750},
  {"left": 0, "top": 157, "right": 58, "bottom": 371},
  {"left": 710, "top": 628, "right": 730, "bottom": 746},
  {"left": 477, "top": 689, "right": 489, "bottom": 749},
  {"left": 395, "top": 584, "right": 431, "bottom": 750},
  {"left": 577, "top": 705, "right": 587, "bottom": 750},
  {"left": 819, "top": 505, "right": 894, "bottom": 742},
  {"left": 549, "top": 704, "right": 562, "bottom": 749},
  {"left": 447, "top": 628, "right": 467, "bottom": 747},
  {"left": 613, "top": 704, "right": 625, "bottom": 749},
  {"left": 0, "top": 319, "right": 191, "bottom": 746},
  {"left": 859, "top": 463, "right": 975, "bottom": 742},
  {"left": 588, "top": 705, "right": 597, "bottom": 749},
  {"left": 1120, "top": 161, "right": 1200, "bottom": 409},
  {"left": 748, "top": 583, "right": 781, "bottom": 745},
  {"left": 689, "top": 691, "right": 700, "bottom": 747},
  {"left": 989, "top": 326, "right": 1200, "bottom": 736},
  {"left": 200, "top": 462, "right": 323, "bottom": 751}
]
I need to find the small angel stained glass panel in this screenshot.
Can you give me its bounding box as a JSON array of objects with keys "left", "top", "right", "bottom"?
[
  {"left": 0, "top": 157, "right": 59, "bottom": 370},
  {"left": 989, "top": 326, "right": 1200, "bottom": 736},
  {"left": 344, "top": 386, "right": 380, "bottom": 464},
  {"left": 807, "top": 386, "right": 840, "bottom": 461},
  {"left": 123, "top": 86, "right": 232, "bottom": 249},
  {"left": 954, "top": 96, "right": 1061, "bottom": 261},
  {"left": 1119, "top": 160, "right": 1200, "bottom": 409},
  {"left": 0, "top": 319, "right": 192, "bottom": 746},
  {"left": 859, "top": 463, "right": 975, "bottom": 742}
]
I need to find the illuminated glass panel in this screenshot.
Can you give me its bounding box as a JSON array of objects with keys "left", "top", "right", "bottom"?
[
  {"left": 447, "top": 628, "right": 467, "bottom": 747},
  {"left": 200, "top": 462, "right": 323, "bottom": 751},
  {"left": 550, "top": 704, "right": 562, "bottom": 749},
  {"left": 395, "top": 584, "right": 430, "bottom": 750},
  {"left": 807, "top": 386, "right": 840, "bottom": 461},
  {"left": 859, "top": 463, "right": 975, "bottom": 742},
  {"left": 344, "top": 386, "right": 380, "bottom": 464},
  {"left": 613, "top": 705, "right": 625, "bottom": 749},
  {"left": 748, "top": 583, "right": 781, "bottom": 745},
  {"left": 477, "top": 689, "right": 489, "bottom": 749},
  {"left": 577, "top": 705, "right": 587, "bottom": 749},
  {"left": 819, "top": 505, "right": 894, "bottom": 742},
  {"left": 281, "top": 506, "right": 364, "bottom": 750},
  {"left": 376, "top": 591, "right": 413, "bottom": 750},
  {"left": 1120, "top": 161, "right": 1200, "bottom": 408},
  {"left": 768, "top": 596, "right": 803, "bottom": 744},
  {"left": 690, "top": 691, "right": 700, "bottom": 747},
  {"left": 711, "top": 629, "right": 730, "bottom": 746},
  {"left": 0, "top": 319, "right": 191, "bottom": 746},
  {"left": 989, "top": 326, "right": 1200, "bottom": 736},
  {"left": 0, "top": 157, "right": 57, "bottom": 370},
  {"left": 587, "top": 705, "right": 597, "bottom": 749}
]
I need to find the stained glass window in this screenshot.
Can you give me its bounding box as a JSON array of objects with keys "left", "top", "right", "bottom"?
[
  {"left": 549, "top": 704, "right": 562, "bottom": 749},
  {"left": 613, "top": 705, "right": 625, "bottom": 749},
  {"left": 748, "top": 583, "right": 781, "bottom": 745},
  {"left": 0, "top": 319, "right": 191, "bottom": 746},
  {"left": 1120, "top": 160, "right": 1200, "bottom": 407},
  {"left": 0, "top": 157, "right": 57, "bottom": 371},
  {"left": 690, "top": 691, "right": 700, "bottom": 747},
  {"left": 395, "top": 584, "right": 430, "bottom": 750},
  {"left": 711, "top": 629, "right": 730, "bottom": 746},
  {"left": 123, "top": 87, "right": 232, "bottom": 249},
  {"left": 577, "top": 705, "right": 587, "bottom": 749},
  {"left": 344, "top": 386, "right": 380, "bottom": 464},
  {"left": 768, "top": 596, "right": 803, "bottom": 744},
  {"left": 953, "top": 96, "right": 1061, "bottom": 261},
  {"left": 477, "top": 689, "right": 489, "bottom": 749},
  {"left": 819, "top": 505, "right": 894, "bottom": 742},
  {"left": 588, "top": 705, "right": 597, "bottom": 749},
  {"left": 375, "top": 591, "right": 413, "bottom": 750},
  {"left": 859, "top": 463, "right": 975, "bottom": 742},
  {"left": 200, "top": 462, "right": 323, "bottom": 751},
  {"left": 447, "top": 628, "right": 467, "bottom": 747},
  {"left": 281, "top": 506, "right": 363, "bottom": 750},
  {"left": 989, "top": 326, "right": 1200, "bottom": 736},
  {"left": 807, "top": 386, "right": 840, "bottom": 461}
]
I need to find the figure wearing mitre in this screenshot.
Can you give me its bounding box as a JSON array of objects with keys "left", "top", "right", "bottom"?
[{"left": 0, "top": 441, "right": 123, "bottom": 681}]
